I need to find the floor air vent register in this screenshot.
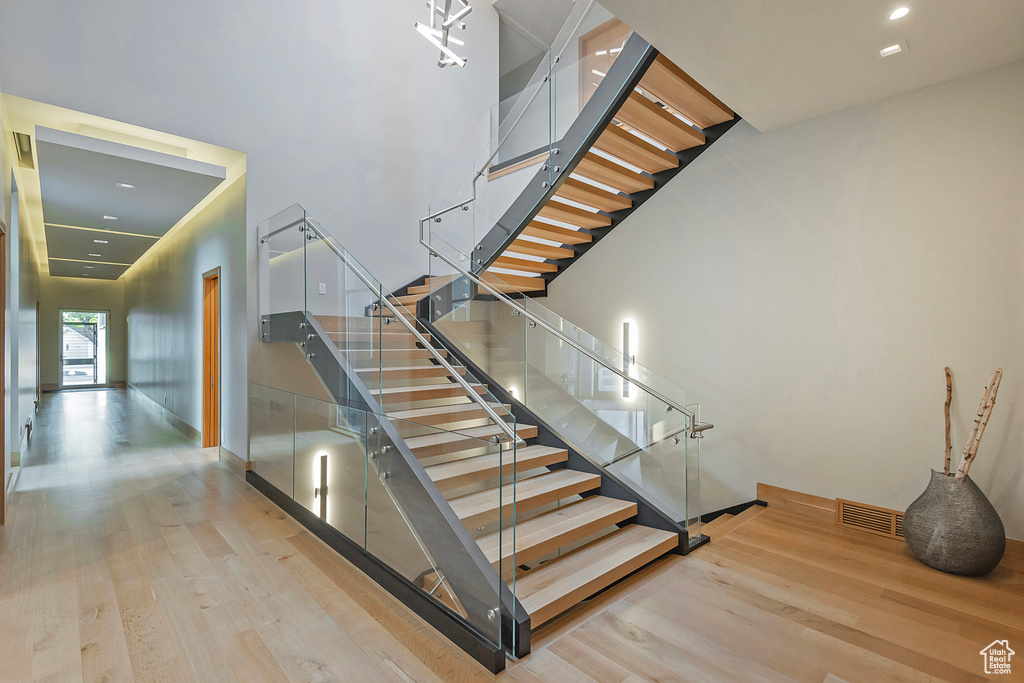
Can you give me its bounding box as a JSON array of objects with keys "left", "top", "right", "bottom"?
[{"left": 836, "top": 499, "right": 905, "bottom": 540}]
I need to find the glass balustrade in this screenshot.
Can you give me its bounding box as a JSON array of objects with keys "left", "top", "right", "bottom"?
[{"left": 422, "top": 225, "right": 704, "bottom": 544}]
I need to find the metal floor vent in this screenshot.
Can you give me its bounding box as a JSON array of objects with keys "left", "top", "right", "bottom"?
[{"left": 836, "top": 499, "right": 905, "bottom": 539}]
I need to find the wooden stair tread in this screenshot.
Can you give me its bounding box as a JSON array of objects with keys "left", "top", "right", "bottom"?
[
  {"left": 639, "top": 55, "right": 735, "bottom": 130},
  {"left": 391, "top": 293, "right": 424, "bottom": 306},
  {"left": 388, "top": 402, "right": 512, "bottom": 427},
  {"left": 515, "top": 524, "right": 678, "bottom": 626},
  {"left": 477, "top": 496, "right": 637, "bottom": 569},
  {"left": 448, "top": 469, "right": 601, "bottom": 528},
  {"left": 574, "top": 152, "right": 654, "bottom": 194},
  {"left": 554, "top": 177, "right": 632, "bottom": 213},
  {"left": 404, "top": 423, "right": 538, "bottom": 459},
  {"left": 594, "top": 124, "right": 679, "bottom": 175},
  {"left": 506, "top": 239, "right": 574, "bottom": 261},
  {"left": 345, "top": 347, "right": 446, "bottom": 359},
  {"left": 615, "top": 91, "right": 706, "bottom": 153},
  {"left": 355, "top": 365, "right": 466, "bottom": 381},
  {"left": 492, "top": 255, "right": 558, "bottom": 274},
  {"left": 538, "top": 201, "right": 611, "bottom": 229},
  {"left": 371, "top": 382, "right": 487, "bottom": 402},
  {"left": 521, "top": 221, "right": 593, "bottom": 246},
  {"left": 427, "top": 444, "right": 567, "bottom": 492}
]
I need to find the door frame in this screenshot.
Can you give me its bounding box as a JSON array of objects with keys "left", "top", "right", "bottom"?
[
  {"left": 202, "top": 268, "right": 221, "bottom": 449},
  {"left": 0, "top": 218, "right": 7, "bottom": 524},
  {"left": 58, "top": 308, "right": 112, "bottom": 390}
]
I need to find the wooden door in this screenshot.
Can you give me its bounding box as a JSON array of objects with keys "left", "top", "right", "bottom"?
[
  {"left": 202, "top": 273, "right": 220, "bottom": 448},
  {"left": 0, "top": 220, "right": 7, "bottom": 524}
]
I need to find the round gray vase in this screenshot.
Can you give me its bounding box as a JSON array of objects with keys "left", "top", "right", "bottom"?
[{"left": 903, "top": 469, "right": 1005, "bottom": 576}]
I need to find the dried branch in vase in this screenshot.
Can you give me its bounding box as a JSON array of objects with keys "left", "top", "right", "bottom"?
[
  {"left": 954, "top": 368, "right": 1003, "bottom": 479},
  {"left": 944, "top": 367, "right": 952, "bottom": 476}
]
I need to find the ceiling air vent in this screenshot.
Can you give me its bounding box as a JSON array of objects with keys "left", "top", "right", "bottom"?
[
  {"left": 836, "top": 499, "right": 904, "bottom": 539},
  {"left": 13, "top": 132, "right": 34, "bottom": 169}
]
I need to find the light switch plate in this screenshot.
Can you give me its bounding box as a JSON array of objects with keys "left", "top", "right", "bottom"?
[{"left": 318, "top": 282, "right": 327, "bottom": 295}]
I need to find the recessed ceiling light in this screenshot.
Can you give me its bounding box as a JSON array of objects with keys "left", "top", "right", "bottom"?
[
  {"left": 115, "top": 182, "right": 135, "bottom": 189},
  {"left": 889, "top": 6, "right": 910, "bottom": 20},
  {"left": 880, "top": 43, "right": 903, "bottom": 57},
  {"left": 591, "top": 69, "right": 606, "bottom": 77},
  {"left": 89, "top": 253, "right": 101, "bottom": 257},
  {"left": 103, "top": 215, "right": 118, "bottom": 220},
  {"left": 84, "top": 266, "right": 95, "bottom": 269},
  {"left": 93, "top": 239, "right": 109, "bottom": 244}
]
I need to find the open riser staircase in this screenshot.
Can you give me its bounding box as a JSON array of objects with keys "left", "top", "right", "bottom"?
[{"left": 256, "top": 10, "right": 732, "bottom": 674}]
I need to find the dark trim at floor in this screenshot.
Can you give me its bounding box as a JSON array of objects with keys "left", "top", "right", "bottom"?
[{"left": 245, "top": 470, "right": 506, "bottom": 674}]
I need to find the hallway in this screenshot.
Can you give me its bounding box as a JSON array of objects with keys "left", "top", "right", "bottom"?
[{"left": 0, "top": 389, "right": 497, "bottom": 682}]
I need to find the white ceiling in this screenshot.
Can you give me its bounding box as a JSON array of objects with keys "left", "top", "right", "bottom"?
[
  {"left": 601, "top": 0, "right": 1024, "bottom": 131},
  {"left": 34, "top": 127, "right": 226, "bottom": 280}
]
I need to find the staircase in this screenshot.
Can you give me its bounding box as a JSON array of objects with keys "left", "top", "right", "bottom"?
[
  {"left": 316, "top": 306, "right": 680, "bottom": 633},
  {"left": 254, "top": 7, "right": 729, "bottom": 674},
  {"left": 413, "top": 44, "right": 737, "bottom": 300}
]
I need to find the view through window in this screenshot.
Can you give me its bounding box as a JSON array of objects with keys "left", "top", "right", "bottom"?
[{"left": 61, "top": 311, "right": 107, "bottom": 387}]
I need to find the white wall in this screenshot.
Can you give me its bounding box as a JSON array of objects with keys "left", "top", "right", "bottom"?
[
  {"left": 39, "top": 275, "right": 124, "bottom": 389},
  {"left": 123, "top": 176, "right": 247, "bottom": 455},
  {"left": 9, "top": 186, "right": 39, "bottom": 460},
  {"left": 0, "top": 0, "right": 498, "bottom": 292},
  {"left": 544, "top": 59, "right": 1024, "bottom": 539}
]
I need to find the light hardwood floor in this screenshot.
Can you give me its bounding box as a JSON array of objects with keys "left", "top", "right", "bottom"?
[{"left": 2, "top": 389, "right": 1021, "bottom": 681}]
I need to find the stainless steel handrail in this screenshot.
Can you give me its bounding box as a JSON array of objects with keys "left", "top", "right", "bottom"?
[
  {"left": 302, "top": 218, "right": 523, "bottom": 445},
  {"left": 419, "top": 221, "right": 713, "bottom": 438}
]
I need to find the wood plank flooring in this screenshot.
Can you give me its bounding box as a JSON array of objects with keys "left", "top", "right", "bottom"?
[{"left": 2, "top": 389, "right": 1021, "bottom": 681}]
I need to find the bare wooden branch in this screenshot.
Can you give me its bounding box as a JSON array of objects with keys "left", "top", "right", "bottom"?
[
  {"left": 956, "top": 368, "right": 1003, "bottom": 479},
  {"left": 957, "top": 371, "right": 993, "bottom": 474},
  {"left": 944, "top": 367, "right": 952, "bottom": 476}
]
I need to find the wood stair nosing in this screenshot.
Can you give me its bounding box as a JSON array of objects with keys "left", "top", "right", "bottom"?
[
  {"left": 574, "top": 153, "right": 655, "bottom": 194},
  {"left": 355, "top": 365, "right": 466, "bottom": 381},
  {"left": 387, "top": 402, "right": 513, "bottom": 428},
  {"left": 615, "top": 91, "right": 706, "bottom": 153},
  {"left": 391, "top": 294, "right": 424, "bottom": 307},
  {"left": 448, "top": 469, "right": 601, "bottom": 528},
  {"left": 537, "top": 201, "right": 612, "bottom": 229},
  {"left": 426, "top": 444, "right": 567, "bottom": 491},
  {"left": 491, "top": 255, "right": 559, "bottom": 274},
  {"left": 594, "top": 124, "right": 679, "bottom": 175},
  {"left": 404, "top": 423, "right": 540, "bottom": 460},
  {"left": 344, "top": 347, "right": 447, "bottom": 360},
  {"left": 371, "top": 382, "right": 488, "bottom": 403},
  {"left": 506, "top": 239, "right": 574, "bottom": 261},
  {"left": 514, "top": 524, "right": 679, "bottom": 626},
  {"left": 554, "top": 177, "right": 633, "bottom": 213},
  {"left": 639, "top": 55, "right": 735, "bottom": 130},
  {"left": 476, "top": 496, "right": 637, "bottom": 569},
  {"left": 520, "top": 221, "right": 593, "bottom": 246}
]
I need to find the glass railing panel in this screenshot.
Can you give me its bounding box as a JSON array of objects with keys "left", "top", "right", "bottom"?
[
  {"left": 489, "top": 51, "right": 551, "bottom": 169},
  {"left": 550, "top": 2, "right": 625, "bottom": 141},
  {"left": 258, "top": 204, "right": 308, "bottom": 319},
  {"left": 423, "top": 228, "right": 703, "bottom": 527},
  {"left": 249, "top": 383, "right": 296, "bottom": 498},
  {"left": 300, "top": 215, "right": 385, "bottom": 400},
  {"left": 369, "top": 415, "right": 508, "bottom": 646},
  {"left": 293, "top": 394, "right": 368, "bottom": 545},
  {"left": 247, "top": 383, "right": 506, "bottom": 651}
]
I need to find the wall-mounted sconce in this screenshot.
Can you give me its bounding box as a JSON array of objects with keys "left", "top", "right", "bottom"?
[
  {"left": 415, "top": 0, "right": 472, "bottom": 68},
  {"left": 622, "top": 319, "right": 637, "bottom": 398},
  {"left": 312, "top": 451, "right": 328, "bottom": 521}
]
